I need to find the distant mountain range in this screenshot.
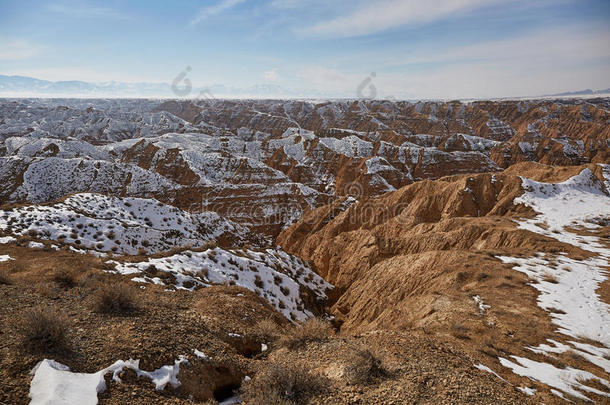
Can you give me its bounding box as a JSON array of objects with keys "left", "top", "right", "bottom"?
[
  {"left": 543, "top": 88, "right": 610, "bottom": 97},
  {"left": 0, "top": 74, "right": 318, "bottom": 99},
  {"left": 0, "top": 74, "right": 608, "bottom": 100}
]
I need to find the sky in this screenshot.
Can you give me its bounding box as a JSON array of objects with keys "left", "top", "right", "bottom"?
[{"left": 0, "top": 0, "right": 609, "bottom": 99}]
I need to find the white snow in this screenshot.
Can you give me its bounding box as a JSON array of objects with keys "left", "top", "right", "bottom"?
[
  {"left": 28, "top": 241, "right": 44, "bottom": 249},
  {"left": 474, "top": 363, "right": 507, "bottom": 382},
  {"left": 29, "top": 357, "right": 188, "bottom": 405},
  {"left": 499, "top": 356, "right": 610, "bottom": 402},
  {"left": 193, "top": 349, "right": 208, "bottom": 359},
  {"left": 0, "top": 193, "right": 254, "bottom": 255},
  {"left": 0, "top": 236, "right": 16, "bottom": 243},
  {"left": 527, "top": 339, "right": 610, "bottom": 374},
  {"left": 498, "top": 254, "right": 610, "bottom": 346},
  {"left": 517, "top": 386, "right": 536, "bottom": 396},
  {"left": 0, "top": 254, "right": 14, "bottom": 262},
  {"left": 497, "top": 167, "right": 610, "bottom": 401},
  {"left": 444, "top": 133, "right": 500, "bottom": 151},
  {"left": 109, "top": 247, "right": 332, "bottom": 322},
  {"left": 472, "top": 295, "right": 490, "bottom": 314},
  {"left": 514, "top": 168, "right": 610, "bottom": 254}
]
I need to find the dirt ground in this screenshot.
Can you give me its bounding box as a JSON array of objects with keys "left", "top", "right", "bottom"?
[{"left": 1, "top": 243, "right": 533, "bottom": 404}]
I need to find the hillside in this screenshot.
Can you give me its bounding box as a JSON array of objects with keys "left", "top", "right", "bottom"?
[{"left": 278, "top": 162, "right": 610, "bottom": 403}]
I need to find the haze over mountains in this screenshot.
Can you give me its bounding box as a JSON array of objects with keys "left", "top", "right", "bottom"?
[
  {"left": 2, "top": 74, "right": 609, "bottom": 100},
  {"left": 0, "top": 75, "right": 323, "bottom": 99}
]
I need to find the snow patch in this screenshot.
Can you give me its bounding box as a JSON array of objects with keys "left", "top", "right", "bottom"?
[
  {"left": 0, "top": 254, "right": 14, "bottom": 262},
  {"left": 499, "top": 356, "right": 610, "bottom": 402},
  {"left": 109, "top": 247, "right": 332, "bottom": 322},
  {"left": 29, "top": 357, "right": 188, "bottom": 405}
]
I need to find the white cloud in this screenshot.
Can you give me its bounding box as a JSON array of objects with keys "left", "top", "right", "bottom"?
[
  {"left": 263, "top": 68, "right": 279, "bottom": 81},
  {"left": 190, "top": 0, "right": 246, "bottom": 26},
  {"left": 295, "top": 25, "right": 610, "bottom": 99},
  {"left": 296, "top": 66, "right": 361, "bottom": 92},
  {"left": 300, "top": 0, "right": 506, "bottom": 38},
  {"left": 0, "top": 39, "right": 41, "bottom": 61},
  {"left": 381, "top": 24, "right": 610, "bottom": 69}
]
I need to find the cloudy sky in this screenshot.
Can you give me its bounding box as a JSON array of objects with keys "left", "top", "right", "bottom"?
[{"left": 1, "top": 0, "right": 609, "bottom": 99}]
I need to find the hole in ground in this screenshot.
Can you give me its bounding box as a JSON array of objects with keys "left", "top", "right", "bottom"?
[{"left": 213, "top": 383, "right": 241, "bottom": 402}]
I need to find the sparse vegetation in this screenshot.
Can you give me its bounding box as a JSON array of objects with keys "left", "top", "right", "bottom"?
[
  {"left": 93, "top": 283, "right": 139, "bottom": 314},
  {"left": 279, "top": 317, "right": 334, "bottom": 349},
  {"left": 254, "top": 319, "right": 283, "bottom": 343},
  {"left": 254, "top": 275, "right": 264, "bottom": 288},
  {"left": 52, "top": 268, "right": 77, "bottom": 288},
  {"left": 77, "top": 270, "right": 105, "bottom": 288},
  {"left": 542, "top": 272, "right": 559, "bottom": 284},
  {"left": 344, "top": 348, "right": 387, "bottom": 385},
  {"left": 241, "top": 360, "right": 328, "bottom": 405},
  {"left": 450, "top": 322, "right": 470, "bottom": 340},
  {"left": 0, "top": 268, "right": 13, "bottom": 285},
  {"left": 17, "top": 307, "right": 69, "bottom": 353}
]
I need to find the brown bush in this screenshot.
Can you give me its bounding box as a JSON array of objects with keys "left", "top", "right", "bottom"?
[
  {"left": 17, "top": 307, "right": 69, "bottom": 353},
  {"left": 93, "top": 283, "right": 139, "bottom": 314},
  {"left": 77, "top": 270, "right": 105, "bottom": 288},
  {"left": 542, "top": 272, "right": 559, "bottom": 284},
  {"left": 241, "top": 360, "right": 328, "bottom": 405},
  {"left": 254, "top": 319, "right": 283, "bottom": 343},
  {"left": 343, "top": 348, "right": 387, "bottom": 385},
  {"left": 0, "top": 268, "right": 12, "bottom": 285},
  {"left": 52, "top": 269, "right": 77, "bottom": 288},
  {"left": 279, "top": 317, "right": 334, "bottom": 349}
]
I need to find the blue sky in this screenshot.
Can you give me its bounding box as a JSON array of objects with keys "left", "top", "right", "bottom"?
[{"left": 1, "top": 0, "right": 609, "bottom": 99}]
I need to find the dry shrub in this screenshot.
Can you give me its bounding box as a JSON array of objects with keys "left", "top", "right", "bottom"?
[
  {"left": 0, "top": 268, "right": 12, "bottom": 285},
  {"left": 93, "top": 283, "right": 139, "bottom": 314},
  {"left": 343, "top": 348, "right": 387, "bottom": 385},
  {"left": 254, "top": 319, "right": 283, "bottom": 343},
  {"left": 241, "top": 361, "right": 328, "bottom": 405},
  {"left": 542, "top": 272, "right": 559, "bottom": 284},
  {"left": 279, "top": 317, "right": 334, "bottom": 349},
  {"left": 450, "top": 322, "right": 470, "bottom": 340},
  {"left": 77, "top": 270, "right": 105, "bottom": 288},
  {"left": 17, "top": 307, "right": 69, "bottom": 353},
  {"left": 52, "top": 268, "right": 77, "bottom": 288},
  {"left": 202, "top": 240, "right": 218, "bottom": 251}
]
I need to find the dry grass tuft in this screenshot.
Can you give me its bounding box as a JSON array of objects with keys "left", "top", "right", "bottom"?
[
  {"left": 52, "top": 268, "right": 77, "bottom": 288},
  {"left": 0, "top": 268, "right": 13, "bottom": 285},
  {"left": 542, "top": 272, "right": 559, "bottom": 284},
  {"left": 279, "top": 317, "right": 334, "bottom": 349},
  {"left": 17, "top": 307, "right": 70, "bottom": 353},
  {"left": 450, "top": 322, "right": 470, "bottom": 340},
  {"left": 77, "top": 270, "right": 105, "bottom": 288},
  {"left": 241, "top": 360, "right": 328, "bottom": 405},
  {"left": 254, "top": 319, "right": 283, "bottom": 344},
  {"left": 93, "top": 283, "right": 139, "bottom": 314},
  {"left": 343, "top": 348, "right": 387, "bottom": 385}
]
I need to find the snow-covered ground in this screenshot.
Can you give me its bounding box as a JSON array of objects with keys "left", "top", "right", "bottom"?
[
  {"left": 499, "top": 356, "right": 610, "bottom": 402},
  {"left": 0, "top": 193, "right": 255, "bottom": 255},
  {"left": 0, "top": 254, "right": 14, "bottom": 262},
  {"left": 110, "top": 247, "right": 332, "bottom": 322},
  {"left": 495, "top": 166, "right": 610, "bottom": 401},
  {"left": 30, "top": 356, "right": 188, "bottom": 405}
]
